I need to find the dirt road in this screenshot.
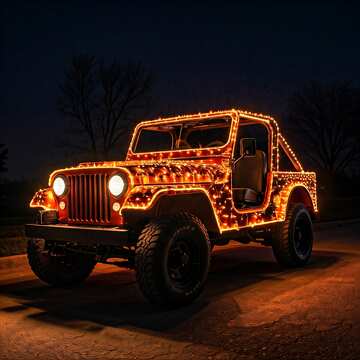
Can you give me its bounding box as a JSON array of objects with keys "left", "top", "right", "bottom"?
[{"left": 0, "top": 222, "right": 359, "bottom": 359}]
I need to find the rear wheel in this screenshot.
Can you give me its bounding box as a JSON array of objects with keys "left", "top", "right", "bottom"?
[
  {"left": 272, "top": 203, "right": 313, "bottom": 267},
  {"left": 27, "top": 239, "right": 96, "bottom": 287},
  {"left": 135, "top": 212, "right": 211, "bottom": 307}
]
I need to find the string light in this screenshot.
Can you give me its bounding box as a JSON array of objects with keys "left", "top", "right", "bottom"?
[
  {"left": 30, "top": 109, "right": 317, "bottom": 233},
  {"left": 30, "top": 188, "right": 57, "bottom": 210}
]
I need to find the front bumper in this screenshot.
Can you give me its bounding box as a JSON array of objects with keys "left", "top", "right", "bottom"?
[{"left": 25, "top": 223, "right": 129, "bottom": 246}]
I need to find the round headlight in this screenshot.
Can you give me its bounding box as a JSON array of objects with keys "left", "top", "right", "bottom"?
[
  {"left": 53, "top": 176, "right": 66, "bottom": 197},
  {"left": 108, "top": 174, "right": 126, "bottom": 197}
]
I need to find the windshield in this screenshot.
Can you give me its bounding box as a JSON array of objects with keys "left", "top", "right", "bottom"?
[{"left": 133, "top": 117, "right": 231, "bottom": 153}]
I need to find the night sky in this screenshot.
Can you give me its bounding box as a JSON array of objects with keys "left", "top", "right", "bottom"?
[{"left": 2, "top": 1, "right": 360, "bottom": 180}]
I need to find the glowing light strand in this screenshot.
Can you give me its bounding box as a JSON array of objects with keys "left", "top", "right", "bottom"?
[{"left": 30, "top": 109, "right": 317, "bottom": 233}]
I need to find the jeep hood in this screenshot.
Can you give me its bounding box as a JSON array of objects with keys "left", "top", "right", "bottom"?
[{"left": 49, "top": 158, "right": 229, "bottom": 186}]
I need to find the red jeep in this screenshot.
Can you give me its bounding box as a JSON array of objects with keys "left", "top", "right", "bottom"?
[{"left": 26, "top": 109, "right": 317, "bottom": 306}]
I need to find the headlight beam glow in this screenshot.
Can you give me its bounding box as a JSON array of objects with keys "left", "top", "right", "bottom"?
[
  {"left": 108, "top": 174, "right": 126, "bottom": 197},
  {"left": 53, "top": 176, "right": 66, "bottom": 197}
]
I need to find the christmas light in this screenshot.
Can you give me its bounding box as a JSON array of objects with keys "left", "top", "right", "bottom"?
[{"left": 29, "top": 109, "right": 317, "bottom": 233}]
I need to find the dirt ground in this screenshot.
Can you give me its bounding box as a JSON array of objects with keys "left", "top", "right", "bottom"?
[{"left": 0, "top": 222, "right": 359, "bottom": 360}]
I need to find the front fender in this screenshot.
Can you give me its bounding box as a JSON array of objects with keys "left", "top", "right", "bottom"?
[{"left": 30, "top": 188, "right": 57, "bottom": 210}]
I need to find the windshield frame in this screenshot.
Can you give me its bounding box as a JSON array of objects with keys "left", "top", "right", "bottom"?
[{"left": 129, "top": 114, "right": 235, "bottom": 157}]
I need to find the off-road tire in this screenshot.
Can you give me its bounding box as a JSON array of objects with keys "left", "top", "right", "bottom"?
[
  {"left": 272, "top": 203, "right": 313, "bottom": 267},
  {"left": 27, "top": 239, "right": 96, "bottom": 287},
  {"left": 135, "top": 212, "right": 211, "bottom": 307}
]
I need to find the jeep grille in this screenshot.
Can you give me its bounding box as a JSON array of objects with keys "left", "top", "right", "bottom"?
[{"left": 67, "top": 174, "right": 111, "bottom": 224}]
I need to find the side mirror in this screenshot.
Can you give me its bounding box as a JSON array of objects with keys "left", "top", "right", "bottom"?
[{"left": 240, "top": 138, "right": 256, "bottom": 157}]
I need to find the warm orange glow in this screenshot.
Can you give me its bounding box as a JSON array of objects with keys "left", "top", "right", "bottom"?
[
  {"left": 278, "top": 134, "right": 304, "bottom": 172},
  {"left": 30, "top": 188, "right": 57, "bottom": 210},
  {"left": 30, "top": 109, "right": 318, "bottom": 232}
]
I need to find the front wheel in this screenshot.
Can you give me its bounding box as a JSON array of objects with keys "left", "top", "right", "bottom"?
[
  {"left": 135, "top": 212, "right": 211, "bottom": 307},
  {"left": 272, "top": 203, "right": 313, "bottom": 267},
  {"left": 27, "top": 239, "right": 96, "bottom": 287}
]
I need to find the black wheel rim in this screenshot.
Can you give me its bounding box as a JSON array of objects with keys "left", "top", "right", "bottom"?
[
  {"left": 293, "top": 214, "right": 312, "bottom": 260},
  {"left": 167, "top": 237, "right": 200, "bottom": 289}
]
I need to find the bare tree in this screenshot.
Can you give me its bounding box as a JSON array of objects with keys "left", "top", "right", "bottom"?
[
  {"left": 97, "top": 61, "right": 152, "bottom": 158},
  {"left": 58, "top": 55, "right": 98, "bottom": 156},
  {"left": 58, "top": 55, "right": 153, "bottom": 159},
  {"left": 286, "top": 81, "right": 360, "bottom": 176},
  {"left": 0, "top": 144, "right": 8, "bottom": 172}
]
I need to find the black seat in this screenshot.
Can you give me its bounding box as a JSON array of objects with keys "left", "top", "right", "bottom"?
[{"left": 232, "top": 150, "right": 267, "bottom": 205}]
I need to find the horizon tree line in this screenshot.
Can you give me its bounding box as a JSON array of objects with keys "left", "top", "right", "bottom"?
[
  {"left": 285, "top": 80, "right": 360, "bottom": 178},
  {"left": 0, "top": 144, "right": 8, "bottom": 173}
]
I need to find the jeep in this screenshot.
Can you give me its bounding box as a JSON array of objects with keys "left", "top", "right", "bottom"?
[{"left": 25, "top": 109, "right": 318, "bottom": 306}]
